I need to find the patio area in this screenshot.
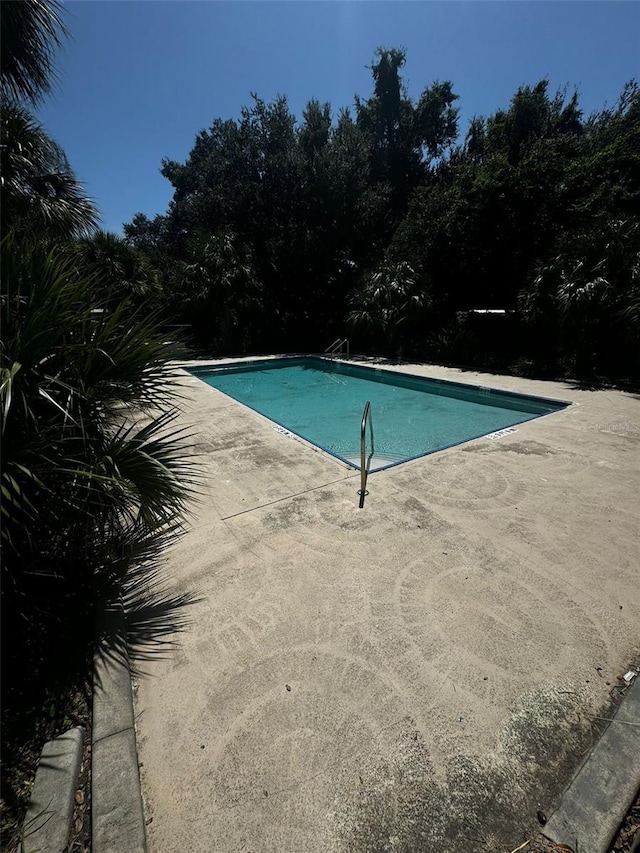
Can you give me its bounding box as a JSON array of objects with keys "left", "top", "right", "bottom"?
[{"left": 134, "top": 360, "right": 639, "bottom": 852}]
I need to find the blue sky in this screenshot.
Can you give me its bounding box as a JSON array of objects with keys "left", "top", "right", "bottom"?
[{"left": 39, "top": 1, "right": 640, "bottom": 234}]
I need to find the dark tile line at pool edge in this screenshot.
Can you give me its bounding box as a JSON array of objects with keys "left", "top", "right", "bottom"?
[
  {"left": 186, "top": 354, "right": 573, "bottom": 410},
  {"left": 319, "top": 356, "right": 572, "bottom": 410},
  {"left": 330, "top": 403, "right": 569, "bottom": 474},
  {"left": 185, "top": 369, "right": 570, "bottom": 474}
]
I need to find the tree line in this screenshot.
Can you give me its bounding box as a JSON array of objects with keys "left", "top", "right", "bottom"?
[{"left": 124, "top": 48, "right": 640, "bottom": 381}]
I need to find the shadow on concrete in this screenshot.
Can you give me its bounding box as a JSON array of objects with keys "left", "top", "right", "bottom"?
[{"left": 94, "top": 527, "right": 201, "bottom": 680}]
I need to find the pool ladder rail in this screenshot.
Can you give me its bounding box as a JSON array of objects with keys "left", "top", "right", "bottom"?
[
  {"left": 324, "top": 338, "right": 350, "bottom": 359},
  {"left": 359, "top": 401, "right": 374, "bottom": 508}
]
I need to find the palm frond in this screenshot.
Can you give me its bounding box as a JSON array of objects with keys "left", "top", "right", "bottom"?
[
  {"left": 1, "top": 104, "right": 99, "bottom": 240},
  {"left": 0, "top": 0, "right": 68, "bottom": 105},
  {"left": 2, "top": 239, "right": 197, "bottom": 631}
]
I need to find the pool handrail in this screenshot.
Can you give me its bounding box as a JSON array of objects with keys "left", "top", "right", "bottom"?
[
  {"left": 359, "top": 401, "right": 374, "bottom": 508},
  {"left": 325, "top": 338, "right": 350, "bottom": 359}
]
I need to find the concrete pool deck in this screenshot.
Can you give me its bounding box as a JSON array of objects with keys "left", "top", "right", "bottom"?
[{"left": 135, "top": 358, "right": 640, "bottom": 853}]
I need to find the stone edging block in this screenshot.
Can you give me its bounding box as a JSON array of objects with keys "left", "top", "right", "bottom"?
[
  {"left": 92, "top": 609, "right": 147, "bottom": 853},
  {"left": 23, "top": 726, "right": 84, "bottom": 853},
  {"left": 545, "top": 676, "right": 640, "bottom": 853}
]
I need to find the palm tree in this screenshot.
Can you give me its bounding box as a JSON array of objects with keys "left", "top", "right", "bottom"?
[
  {"left": 1, "top": 0, "right": 67, "bottom": 105},
  {"left": 349, "top": 260, "right": 429, "bottom": 356},
  {"left": 1, "top": 3, "right": 196, "bottom": 842},
  {"left": 1, "top": 0, "right": 97, "bottom": 243},
  {"left": 1, "top": 236, "right": 197, "bottom": 842},
  {"left": 520, "top": 219, "right": 640, "bottom": 377},
  {"left": 1, "top": 103, "right": 99, "bottom": 241},
  {"left": 1, "top": 236, "right": 195, "bottom": 636},
  {"left": 74, "top": 229, "right": 161, "bottom": 304},
  {"left": 168, "top": 230, "right": 262, "bottom": 352}
]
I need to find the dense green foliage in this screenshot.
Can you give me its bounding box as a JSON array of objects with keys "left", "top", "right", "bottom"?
[
  {"left": 1, "top": 236, "right": 194, "bottom": 659},
  {"left": 126, "top": 51, "right": 640, "bottom": 381},
  {"left": 1, "top": 232, "right": 195, "bottom": 846},
  {"left": 1, "top": 3, "right": 195, "bottom": 844}
]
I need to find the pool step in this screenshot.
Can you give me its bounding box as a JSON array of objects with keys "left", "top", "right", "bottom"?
[{"left": 341, "top": 452, "right": 407, "bottom": 471}]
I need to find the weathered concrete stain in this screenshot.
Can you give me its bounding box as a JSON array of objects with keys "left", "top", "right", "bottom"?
[{"left": 331, "top": 688, "right": 607, "bottom": 853}]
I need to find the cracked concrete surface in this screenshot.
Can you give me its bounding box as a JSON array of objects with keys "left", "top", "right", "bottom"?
[{"left": 135, "top": 360, "right": 639, "bottom": 853}]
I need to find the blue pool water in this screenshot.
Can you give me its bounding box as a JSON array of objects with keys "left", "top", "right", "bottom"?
[{"left": 191, "top": 357, "right": 567, "bottom": 470}]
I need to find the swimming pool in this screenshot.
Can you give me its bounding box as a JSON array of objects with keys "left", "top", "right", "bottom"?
[{"left": 190, "top": 357, "right": 568, "bottom": 471}]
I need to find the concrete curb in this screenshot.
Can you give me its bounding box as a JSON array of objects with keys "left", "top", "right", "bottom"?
[
  {"left": 92, "top": 609, "right": 147, "bottom": 853},
  {"left": 545, "top": 676, "right": 640, "bottom": 853},
  {"left": 23, "top": 726, "right": 84, "bottom": 853}
]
